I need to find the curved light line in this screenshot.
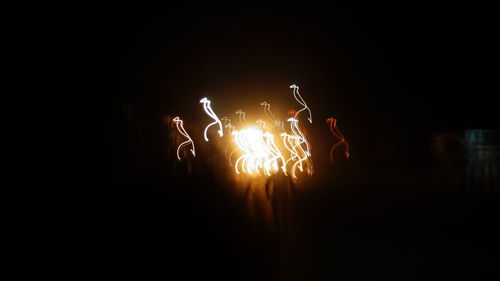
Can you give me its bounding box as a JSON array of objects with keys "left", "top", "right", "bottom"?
[
  {"left": 235, "top": 110, "right": 247, "bottom": 125},
  {"left": 172, "top": 116, "right": 196, "bottom": 161},
  {"left": 327, "top": 117, "right": 350, "bottom": 161},
  {"left": 288, "top": 117, "right": 311, "bottom": 157},
  {"left": 260, "top": 101, "right": 277, "bottom": 123},
  {"left": 290, "top": 84, "right": 312, "bottom": 123},
  {"left": 200, "top": 97, "right": 224, "bottom": 141},
  {"left": 256, "top": 119, "right": 266, "bottom": 131},
  {"left": 232, "top": 127, "right": 286, "bottom": 177}
]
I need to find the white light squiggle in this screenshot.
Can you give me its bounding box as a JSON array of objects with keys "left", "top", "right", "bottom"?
[
  {"left": 265, "top": 132, "right": 287, "bottom": 174},
  {"left": 260, "top": 101, "right": 277, "bottom": 122},
  {"left": 275, "top": 119, "right": 285, "bottom": 133},
  {"left": 235, "top": 109, "right": 247, "bottom": 125},
  {"left": 200, "top": 97, "right": 224, "bottom": 141},
  {"left": 256, "top": 119, "right": 267, "bottom": 130},
  {"left": 290, "top": 84, "right": 312, "bottom": 123},
  {"left": 276, "top": 117, "right": 313, "bottom": 179},
  {"left": 262, "top": 101, "right": 287, "bottom": 133},
  {"left": 224, "top": 123, "right": 236, "bottom": 133},
  {"left": 288, "top": 117, "right": 311, "bottom": 157},
  {"left": 232, "top": 127, "right": 285, "bottom": 176},
  {"left": 172, "top": 116, "right": 196, "bottom": 161}
]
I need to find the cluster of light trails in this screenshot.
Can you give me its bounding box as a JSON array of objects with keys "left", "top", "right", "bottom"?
[
  {"left": 169, "top": 84, "right": 349, "bottom": 179},
  {"left": 232, "top": 127, "right": 286, "bottom": 176}
]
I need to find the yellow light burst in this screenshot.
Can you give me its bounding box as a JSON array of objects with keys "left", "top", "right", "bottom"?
[
  {"left": 168, "top": 84, "right": 333, "bottom": 180},
  {"left": 232, "top": 127, "right": 286, "bottom": 176},
  {"left": 220, "top": 85, "right": 315, "bottom": 179},
  {"left": 230, "top": 121, "right": 313, "bottom": 179}
]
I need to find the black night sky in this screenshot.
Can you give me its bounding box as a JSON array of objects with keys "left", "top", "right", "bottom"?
[{"left": 7, "top": 3, "right": 500, "bottom": 281}]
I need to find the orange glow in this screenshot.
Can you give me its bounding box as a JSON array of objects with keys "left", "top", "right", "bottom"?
[
  {"left": 232, "top": 127, "right": 285, "bottom": 176},
  {"left": 326, "top": 117, "right": 350, "bottom": 162},
  {"left": 167, "top": 84, "right": 338, "bottom": 181}
]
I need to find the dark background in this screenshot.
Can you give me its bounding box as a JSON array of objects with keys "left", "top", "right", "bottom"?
[{"left": 6, "top": 2, "right": 500, "bottom": 280}]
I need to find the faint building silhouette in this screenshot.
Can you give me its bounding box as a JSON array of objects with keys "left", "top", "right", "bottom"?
[
  {"left": 431, "top": 129, "right": 499, "bottom": 194},
  {"left": 463, "top": 129, "right": 499, "bottom": 193}
]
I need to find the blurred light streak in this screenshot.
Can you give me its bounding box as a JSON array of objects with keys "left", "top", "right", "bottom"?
[
  {"left": 232, "top": 127, "right": 285, "bottom": 176},
  {"left": 261, "top": 101, "right": 277, "bottom": 122},
  {"left": 256, "top": 119, "right": 267, "bottom": 130},
  {"left": 290, "top": 84, "right": 312, "bottom": 123},
  {"left": 280, "top": 117, "right": 314, "bottom": 179},
  {"left": 236, "top": 110, "right": 247, "bottom": 125},
  {"left": 326, "top": 117, "right": 350, "bottom": 162},
  {"left": 275, "top": 120, "right": 285, "bottom": 133},
  {"left": 172, "top": 116, "right": 196, "bottom": 161},
  {"left": 168, "top": 84, "right": 327, "bottom": 181},
  {"left": 288, "top": 117, "right": 311, "bottom": 157},
  {"left": 200, "top": 97, "right": 224, "bottom": 141}
]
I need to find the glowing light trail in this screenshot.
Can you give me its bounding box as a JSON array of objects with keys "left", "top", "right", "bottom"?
[
  {"left": 232, "top": 127, "right": 285, "bottom": 176},
  {"left": 200, "top": 97, "right": 224, "bottom": 141},
  {"left": 265, "top": 132, "right": 287, "bottom": 174},
  {"left": 262, "top": 101, "right": 287, "bottom": 133},
  {"left": 172, "top": 116, "right": 196, "bottom": 161},
  {"left": 168, "top": 83, "right": 338, "bottom": 180},
  {"left": 275, "top": 120, "right": 285, "bottom": 133},
  {"left": 260, "top": 101, "right": 277, "bottom": 122},
  {"left": 290, "top": 84, "right": 312, "bottom": 123},
  {"left": 326, "top": 117, "right": 350, "bottom": 162},
  {"left": 281, "top": 132, "right": 301, "bottom": 178},
  {"left": 256, "top": 119, "right": 267, "bottom": 130},
  {"left": 225, "top": 123, "right": 236, "bottom": 133},
  {"left": 288, "top": 117, "right": 311, "bottom": 157},
  {"left": 235, "top": 110, "right": 247, "bottom": 125},
  {"left": 279, "top": 117, "right": 314, "bottom": 179}
]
